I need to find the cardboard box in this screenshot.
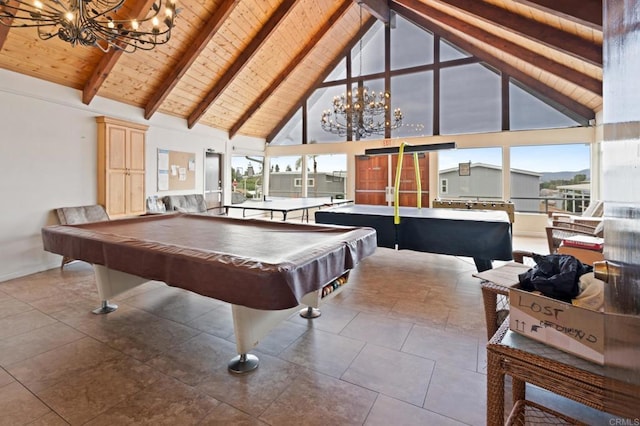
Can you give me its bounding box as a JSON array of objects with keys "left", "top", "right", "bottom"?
[{"left": 509, "top": 285, "right": 604, "bottom": 364}]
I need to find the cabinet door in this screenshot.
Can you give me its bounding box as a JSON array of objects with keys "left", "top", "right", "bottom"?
[
  {"left": 128, "top": 129, "right": 145, "bottom": 172},
  {"left": 107, "top": 171, "right": 127, "bottom": 216},
  {"left": 128, "top": 171, "right": 146, "bottom": 216},
  {"left": 107, "top": 125, "right": 127, "bottom": 171}
]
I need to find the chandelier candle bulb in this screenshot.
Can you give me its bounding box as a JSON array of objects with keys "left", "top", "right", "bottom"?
[{"left": 0, "top": 0, "right": 179, "bottom": 53}]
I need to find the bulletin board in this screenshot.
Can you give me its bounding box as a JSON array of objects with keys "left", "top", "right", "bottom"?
[{"left": 157, "top": 149, "right": 196, "bottom": 191}]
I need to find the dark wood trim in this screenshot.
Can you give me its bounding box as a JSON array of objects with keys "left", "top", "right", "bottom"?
[
  {"left": 187, "top": 0, "right": 297, "bottom": 129},
  {"left": 81, "top": 0, "right": 158, "bottom": 105},
  {"left": 502, "top": 73, "right": 510, "bottom": 131},
  {"left": 393, "top": 0, "right": 601, "bottom": 96},
  {"left": 144, "top": 0, "right": 239, "bottom": 120},
  {"left": 513, "top": 0, "right": 602, "bottom": 30},
  {"left": 315, "top": 56, "right": 479, "bottom": 88},
  {"left": 392, "top": 1, "right": 595, "bottom": 121},
  {"left": 229, "top": 0, "right": 351, "bottom": 139},
  {"left": 301, "top": 102, "right": 308, "bottom": 144},
  {"left": 437, "top": 0, "right": 601, "bottom": 66},
  {"left": 433, "top": 34, "right": 440, "bottom": 136},
  {"left": 266, "top": 17, "right": 377, "bottom": 143},
  {"left": 384, "top": 22, "right": 391, "bottom": 139},
  {"left": 356, "top": 0, "right": 390, "bottom": 23}
]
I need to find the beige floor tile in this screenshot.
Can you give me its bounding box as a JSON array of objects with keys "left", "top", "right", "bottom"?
[
  {"left": 37, "top": 356, "right": 163, "bottom": 425},
  {"left": 186, "top": 304, "right": 235, "bottom": 338},
  {"left": 84, "top": 375, "right": 219, "bottom": 425},
  {"left": 147, "top": 332, "right": 236, "bottom": 386},
  {"left": 0, "top": 297, "right": 33, "bottom": 320},
  {"left": 0, "top": 381, "right": 51, "bottom": 425},
  {"left": 259, "top": 369, "right": 377, "bottom": 426},
  {"left": 402, "top": 324, "right": 480, "bottom": 372},
  {"left": 200, "top": 402, "right": 269, "bottom": 425},
  {"left": 279, "top": 328, "right": 365, "bottom": 378},
  {"left": 388, "top": 298, "right": 450, "bottom": 329},
  {"left": 57, "top": 304, "right": 201, "bottom": 362},
  {"left": 340, "top": 312, "right": 413, "bottom": 350},
  {"left": 0, "top": 309, "right": 57, "bottom": 340},
  {"left": 7, "top": 337, "right": 124, "bottom": 393},
  {"left": 0, "top": 321, "right": 85, "bottom": 367},
  {"left": 423, "top": 363, "right": 487, "bottom": 425},
  {"left": 0, "top": 369, "right": 13, "bottom": 387},
  {"left": 342, "top": 343, "right": 434, "bottom": 406},
  {"left": 197, "top": 352, "right": 303, "bottom": 417},
  {"left": 365, "top": 395, "right": 466, "bottom": 425}
]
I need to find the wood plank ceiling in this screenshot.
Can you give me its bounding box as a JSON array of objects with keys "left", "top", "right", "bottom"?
[{"left": 0, "top": 0, "right": 602, "bottom": 140}]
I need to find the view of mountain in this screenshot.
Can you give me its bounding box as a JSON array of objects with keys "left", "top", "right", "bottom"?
[{"left": 540, "top": 169, "right": 590, "bottom": 182}]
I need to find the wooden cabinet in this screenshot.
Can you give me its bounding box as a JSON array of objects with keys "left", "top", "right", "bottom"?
[{"left": 96, "top": 117, "right": 148, "bottom": 218}]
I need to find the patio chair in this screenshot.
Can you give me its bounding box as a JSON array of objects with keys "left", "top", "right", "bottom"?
[
  {"left": 545, "top": 220, "right": 603, "bottom": 255},
  {"left": 551, "top": 199, "right": 603, "bottom": 225}
]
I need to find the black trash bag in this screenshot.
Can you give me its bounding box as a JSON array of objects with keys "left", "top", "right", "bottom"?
[{"left": 518, "top": 254, "right": 593, "bottom": 303}]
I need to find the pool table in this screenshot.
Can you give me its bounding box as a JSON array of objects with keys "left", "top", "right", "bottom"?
[{"left": 42, "top": 213, "right": 376, "bottom": 372}]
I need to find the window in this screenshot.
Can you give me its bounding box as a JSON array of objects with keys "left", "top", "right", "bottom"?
[
  {"left": 391, "top": 71, "right": 433, "bottom": 138},
  {"left": 438, "top": 147, "right": 503, "bottom": 199},
  {"left": 509, "top": 81, "right": 580, "bottom": 131},
  {"left": 232, "top": 155, "right": 264, "bottom": 200},
  {"left": 510, "top": 144, "right": 590, "bottom": 213},
  {"left": 440, "top": 63, "right": 501, "bottom": 135},
  {"left": 307, "top": 86, "right": 348, "bottom": 143},
  {"left": 270, "top": 108, "right": 302, "bottom": 146},
  {"left": 308, "top": 154, "right": 347, "bottom": 198},
  {"left": 294, "top": 178, "right": 314, "bottom": 187},
  {"left": 269, "top": 156, "right": 302, "bottom": 197},
  {"left": 391, "top": 15, "right": 433, "bottom": 69},
  {"left": 441, "top": 179, "right": 448, "bottom": 194}
]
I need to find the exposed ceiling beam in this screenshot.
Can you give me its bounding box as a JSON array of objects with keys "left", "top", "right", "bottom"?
[
  {"left": 513, "top": 0, "right": 602, "bottom": 30},
  {"left": 187, "top": 0, "right": 298, "bottom": 129},
  {"left": 229, "top": 0, "right": 353, "bottom": 139},
  {"left": 82, "top": 0, "right": 158, "bottom": 105},
  {"left": 435, "top": 0, "right": 601, "bottom": 66},
  {"left": 144, "top": 0, "right": 239, "bottom": 120},
  {"left": 393, "top": 0, "right": 601, "bottom": 96},
  {"left": 355, "top": 0, "right": 390, "bottom": 23},
  {"left": 0, "top": 0, "right": 17, "bottom": 51},
  {"left": 392, "top": 1, "right": 595, "bottom": 121},
  {"left": 266, "top": 17, "right": 377, "bottom": 143}
]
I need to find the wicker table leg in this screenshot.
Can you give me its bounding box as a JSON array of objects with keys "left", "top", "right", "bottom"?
[
  {"left": 482, "top": 286, "right": 499, "bottom": 340},
  {"left": 487, "top": 349, "right": 505, "bottom": 426}
]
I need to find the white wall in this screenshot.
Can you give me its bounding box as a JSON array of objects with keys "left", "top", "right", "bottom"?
[{"left": 0, "top": 69, "right": 264, "bottom": 282}]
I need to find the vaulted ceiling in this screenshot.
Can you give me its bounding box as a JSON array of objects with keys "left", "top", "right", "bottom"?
[{"left": 0, "top": 0, "right": 602, "bottom": 140}]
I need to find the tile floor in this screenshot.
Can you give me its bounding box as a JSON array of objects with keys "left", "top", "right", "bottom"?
[{"left": 0, "top": 236, "right": 618, "bottom": 425}]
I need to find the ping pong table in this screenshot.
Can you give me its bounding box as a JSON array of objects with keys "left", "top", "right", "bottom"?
[
  {"left": 224, "top": 196, "right": 353, "bottom": 221},
  {"left": 315, "top": 204, "right": 513, "bottom": 271},
  {"left": 41, "top": 213, "right": 376, "bottom": 373}
]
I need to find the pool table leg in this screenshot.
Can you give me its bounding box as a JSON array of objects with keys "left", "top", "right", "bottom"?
[
  {"left": 93, "top": 265, "right": 149, "bottom": 314},
  {"left": 229, "top": 290, "right": 321, "bottom": 373}
]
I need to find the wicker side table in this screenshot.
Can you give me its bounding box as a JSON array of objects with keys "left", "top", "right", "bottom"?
[
  {"left": 487, "top": 320, "right": 640, "bottom": 426},
  {"left": 481, "top": 280, "right": 510, "bottom": 340},
  {"left": 505, "top": 400, "right": 587, "bottom": 425}
]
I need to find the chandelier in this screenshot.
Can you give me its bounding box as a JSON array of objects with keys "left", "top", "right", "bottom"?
[
  {"left": 320, "top": 86, "right": 403, "bottom": 140},
  {"left": 320, "top": 4, "right": 402, "bottom": 140},
  {"left": 0, "top": 0, "right": 178, "bottom": 53}
]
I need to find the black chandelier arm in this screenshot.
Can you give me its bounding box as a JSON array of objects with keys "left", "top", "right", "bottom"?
[{"left": 0, "top": 0, "right": 177, "bottom": 53}]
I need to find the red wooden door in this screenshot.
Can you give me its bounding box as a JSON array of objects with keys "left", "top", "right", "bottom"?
[
  {"left": 355, "top": 155, "right": 387, "bottom": 205},
  {"left": 391, "top": 153, "right": 429, "bottom": 207}
]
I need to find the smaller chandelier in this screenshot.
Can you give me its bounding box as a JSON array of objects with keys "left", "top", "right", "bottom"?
[
  {"left": 0, "top": 0, "right": 178, "bottom": 53},
  {"left": 321, "top": 86, "right": 403, "bottom": 140}
]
